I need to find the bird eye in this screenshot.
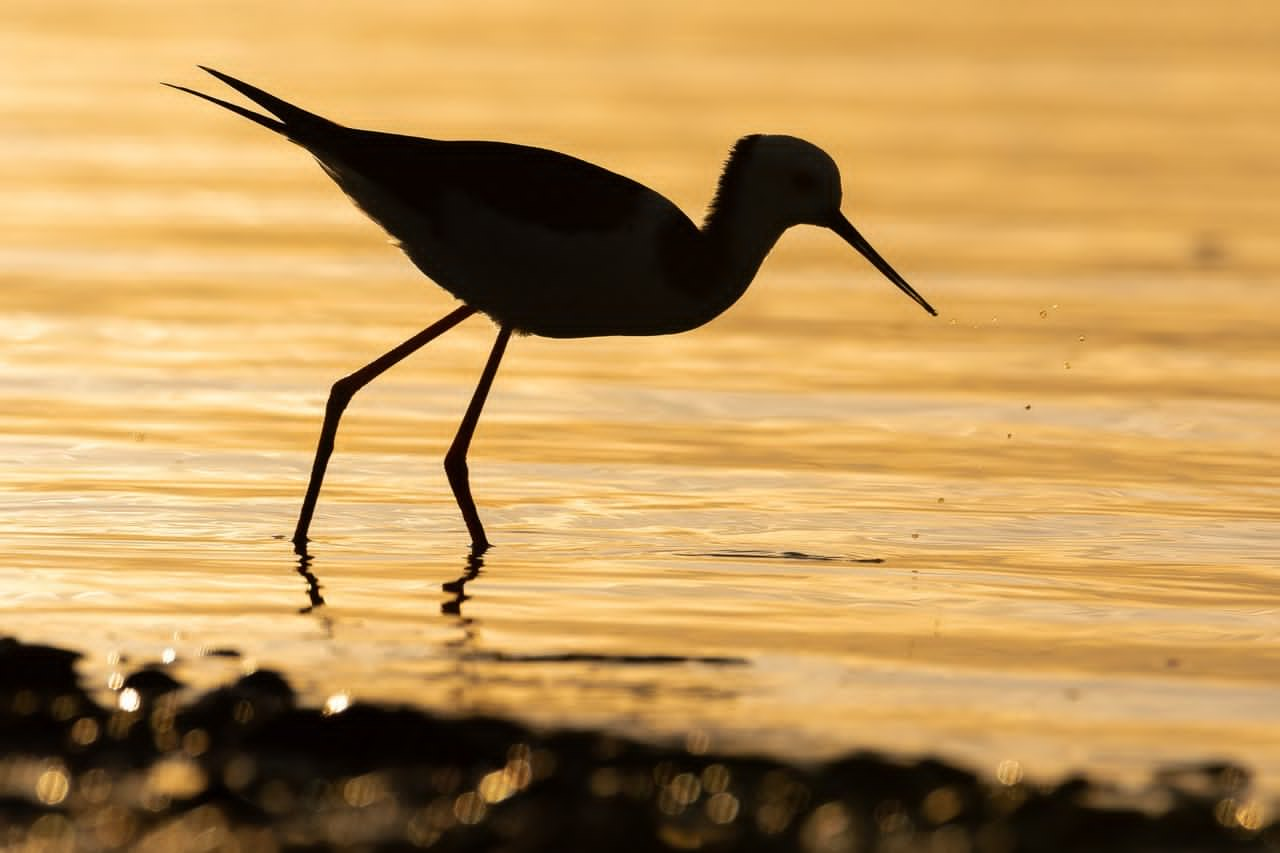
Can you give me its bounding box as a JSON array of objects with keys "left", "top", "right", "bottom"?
[{"left": 789, "top": 170, "right": 818, "bottom": 191}]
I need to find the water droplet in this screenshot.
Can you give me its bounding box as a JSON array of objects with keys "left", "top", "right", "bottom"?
[
  {"left": 454, "top": 791, "right": 487, "bottom": 825},
  {"left": 118, "top": 688, "right": 141, "bottom": 713},
  {"left": 35, "top": 767, "right": 70, "bottom": 805},
  {"left": 922, "top": 786, "right": 963, "bottom": 824},
  {"left": 71, "top": 717, "right": 100, "bottom": 746},
  {"left": 1064, "top": 361, "right": 1072, "bottom": 369},
  {"left": 1235, "top": 800, "right": 1265, "bottom": 831},
  {"left": 1024, "top": 404, "right": 1031, "bottom": 410},
  {"left": 146, "top": 756, "right": 208, "bottom": 800},
  {"left": 996, "top": 759, "right": 1024, "bottom": 785},
  {"left": 702, "top": 764, "right": 731, "bottom": 794},
  {"left": 1038, "top": 309, "right": 1047, "bottom": 319},
  {"left": 685, "top": 729, "right": 711, "bottom": 754},
  {"left": 1077, "top": 335, "right": 1086, "bottom": 342},
  {"left": 706, "top": 791, "right": 740, "bottom": 824},
  {"left": 323, "top": 692, "right": 351, "bottom": 716}
]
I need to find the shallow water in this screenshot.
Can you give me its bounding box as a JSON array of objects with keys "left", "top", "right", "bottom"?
[{"left": 3, "top": 0, "right": 1279, "bottom": 803}]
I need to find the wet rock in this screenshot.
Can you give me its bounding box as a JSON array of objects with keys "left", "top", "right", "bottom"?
[{"left": 0, "top": 636, "right": 1272, "bottom": 851}]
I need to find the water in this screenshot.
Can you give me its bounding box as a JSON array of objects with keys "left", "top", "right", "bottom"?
[{"left": 3, "top": 0, "right": 1278, "bottom": 800}]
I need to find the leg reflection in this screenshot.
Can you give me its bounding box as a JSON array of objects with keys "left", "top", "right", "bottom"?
[
  {"left": 442, "top": 545, "right": 485, "bottom": 617},
  {"left": 293, "top": 544, "right": 326, "bottom": 613},
  {"left": 441, "top": 545, "right": 486, "bottom": 713}
]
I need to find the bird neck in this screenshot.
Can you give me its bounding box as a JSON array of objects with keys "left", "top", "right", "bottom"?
[{"left": 697, "top": 204, "right": 788, "bottom": 319}]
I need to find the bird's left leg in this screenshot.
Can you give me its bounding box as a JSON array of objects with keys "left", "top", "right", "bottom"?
[{"left": 445, "top": 326, "right": 513, "bottom": 550}]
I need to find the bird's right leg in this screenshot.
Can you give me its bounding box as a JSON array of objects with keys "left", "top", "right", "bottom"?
[
  {"left": 444, "top": 326, "right": 513, "bottom": 551},
  {"left": 292, "top": 305, "right": 477, "bottom": 549}
]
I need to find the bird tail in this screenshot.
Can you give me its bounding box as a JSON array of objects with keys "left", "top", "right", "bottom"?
[{"left": 162, "top": 66, "right": 332, "bottom": 141}]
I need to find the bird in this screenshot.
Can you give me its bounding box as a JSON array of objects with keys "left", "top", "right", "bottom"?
[{"left": 167, "top": 66, "right": 937, "bottom": 552}]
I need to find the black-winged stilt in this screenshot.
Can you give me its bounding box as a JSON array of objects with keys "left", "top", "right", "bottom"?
[{"left": 167, "top": 67, "right": 937, "bottom": 551}]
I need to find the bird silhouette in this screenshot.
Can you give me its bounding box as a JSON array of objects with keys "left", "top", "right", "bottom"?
[{"left": 168, "top": 67, "right": 937, "bottom": 551}]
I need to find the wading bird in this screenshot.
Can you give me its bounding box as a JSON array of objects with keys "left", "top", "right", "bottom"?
[{"left": 168, "top": 67, "right": 937, "bottom": 551}]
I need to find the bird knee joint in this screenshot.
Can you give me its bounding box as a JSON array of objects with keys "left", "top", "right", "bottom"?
[
  {"left": 329, "top": 376, "right": 358, "bottom": 406},
  {"left": 443, "top": 451, "right": 467, "bottom": 476}
]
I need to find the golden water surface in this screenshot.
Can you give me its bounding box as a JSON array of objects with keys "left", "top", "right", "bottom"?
[{"left": 3, "top": 0, "right": 1278, "bottom": 796}]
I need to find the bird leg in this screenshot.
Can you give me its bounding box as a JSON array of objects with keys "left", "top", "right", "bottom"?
[
  {"left": 292, "top": 305, "right": 477, "bottom": 549},
  {"left": 444, "top": 326, "right": 513, "bottom": 551}
]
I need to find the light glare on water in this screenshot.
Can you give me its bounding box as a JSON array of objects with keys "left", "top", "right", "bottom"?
[{"left": 2, "top": 0, "right": 1279, "bottom": 799}]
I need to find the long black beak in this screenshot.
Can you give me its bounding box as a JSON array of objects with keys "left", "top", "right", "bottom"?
[{"left": 829, "top": 213, "right": 936, "bottom": 316}]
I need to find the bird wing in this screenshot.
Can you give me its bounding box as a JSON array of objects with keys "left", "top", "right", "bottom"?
[
  {"left": 313, "top": 133, "right": 662, "bottom": 235},
  {"left": 169, "top": 67, "right": 688, "bottom": 236}
]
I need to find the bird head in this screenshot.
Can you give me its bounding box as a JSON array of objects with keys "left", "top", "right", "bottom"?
[{"left": 733, "top": 134, "right": 937, "bottom": 317}]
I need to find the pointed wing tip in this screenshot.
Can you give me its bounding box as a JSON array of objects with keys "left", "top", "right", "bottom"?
[
  {"left": 198, "top": 66, "right": 240, "bottom": 86},
  {"left": 197, "top": 66, "right": 248, "bottom": 90}
]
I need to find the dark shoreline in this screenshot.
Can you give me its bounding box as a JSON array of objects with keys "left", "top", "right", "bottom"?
[{"left": 1, "top": 636, "right": 1273, "bottom": 851}]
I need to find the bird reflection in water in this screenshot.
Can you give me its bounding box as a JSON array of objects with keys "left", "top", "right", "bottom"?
[
  {"left": 293, "top": 546, "right": 326, "bottom": 613},
  {"left": 442, "top": 546, "right": 486, "bottom": 617},
  {"left": 290, "top": 543, "right": 483, "bottom": 620},
  {"left": 441, "top": 547, "right": 486, "bottom": 710}
]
